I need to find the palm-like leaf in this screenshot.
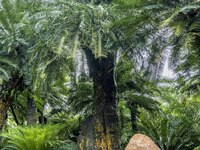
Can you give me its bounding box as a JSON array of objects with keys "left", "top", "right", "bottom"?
[
  {"left": 1, "top": 125, "right": 63, "bottom": 150},
  {"left": 162, "top": 2, "right": 200, "bottom": 95},
  {"left": 139, "top": 111, "right": 200, "bottom": 150}
]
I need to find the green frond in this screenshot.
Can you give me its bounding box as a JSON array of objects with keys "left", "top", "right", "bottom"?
[
  {"left": 139, "top": 110, "right": 200, "bottom": 150},
  {"left": 1, "top": 125, "right": 64, "bottom": 150},
  {"left": 55, "top": 36, "right": 66, "bottom": 55},
  {"left": 114, "top": 0, "right": 151, "bottom": 8},
  {"left": 125, "top": 93, "right": 160, "bottom": 111},
  {"left": 0, "top": 57, "right": 18, "bottom": 69},
  {"left": 162, "top": 3, "right": 200, "bottom": 35},
  {"left": 72, "top": 34, "right": 79, "bottom": 59},
  {"left": 0, "top": 68, "right": 9, "bottom": 80}
]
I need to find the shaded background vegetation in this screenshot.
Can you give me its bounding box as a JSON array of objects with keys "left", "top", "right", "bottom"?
[{"left": 0, "top": 0, "right": 199, "bottom": 150}]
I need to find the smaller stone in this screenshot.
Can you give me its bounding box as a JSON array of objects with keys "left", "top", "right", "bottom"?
[{"left": 125, "top": 133, "right": 160, "bottom": 150}]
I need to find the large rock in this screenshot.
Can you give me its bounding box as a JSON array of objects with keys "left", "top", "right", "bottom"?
[{"left": 125, "top": 133, "right": 160, "bottom": 150}]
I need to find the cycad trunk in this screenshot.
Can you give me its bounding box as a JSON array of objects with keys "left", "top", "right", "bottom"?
[
  {"left": 81, "top": 46, "right": 121, "bottom": 150},
  {"left": 27, "top": 98, "right": 37, "bottom": 125},
  {"left": 0, "top": 75, "right": 22, "bottom": 131},
  {"left": 38, "top": 108, "right": 47, "bottom": 124},
  {"left": 0, "top": 100, "right": 10, "bottom": 131}
]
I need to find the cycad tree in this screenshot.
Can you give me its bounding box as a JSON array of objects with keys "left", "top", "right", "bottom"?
[
  {"left": 0, "top": 0, "right": 79, "bottom": 130},
  {"left": 37, "top": 0, "right": 174, "bottom": 149},
  {"left": 0, "top": 0, "right": 30, "bottom": 130},
  {"left": 115, "top": 55, "right": 160, "bottom": 132},
  {"left": 0, "top": 0, "right": 52, "bottom": 128},
  {"left": 138, "top": 83, "right": 200, "bottom": 150}
]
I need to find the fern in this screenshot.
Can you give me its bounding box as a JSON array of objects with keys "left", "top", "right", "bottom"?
[{"left": 1, "top": 125, "right": 64, "bottom": 150}]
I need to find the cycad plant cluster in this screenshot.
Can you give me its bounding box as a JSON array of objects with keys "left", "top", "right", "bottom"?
[
  {"left": 1, "top": 125, "right": 62, "bottom": 150},
  {"left": 138, "top": 85, "right": 200, "bottom": 150}
]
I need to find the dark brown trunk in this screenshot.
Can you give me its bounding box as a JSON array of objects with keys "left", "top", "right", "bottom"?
[
  {"left": 27, "top": 98, "right": 37, "bottom": 125},
  {"left": 0, "top": 75, "right": 23, "bottom": 130},
  {"left": 130, "top": 107, "right": 139, "bottom": 132},
  {"left": 39, "top": 113, "right": 45, "bottom": 124},
  {"left": 38, "top": 109, "right": 47, "bottom": 124},
  {"left": 10, "top": 105, "right": 19, "bottom": 125},
  {"left": 81, "top": 46, "right": 121, "bottom": 150},
  {"left": 119, "top": 108, "right": 124, "bottom": 132},
  {"left": 0, "top": 100, "right": 10, "bottom": 130}
]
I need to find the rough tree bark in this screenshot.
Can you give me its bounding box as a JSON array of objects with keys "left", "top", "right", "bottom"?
[
  {"left": 78, "top": 116, "right": 95, "bottom": 150},
  {"left": 27, "top": 97, "right": 37, "bottom": 125},
  {"left": 16, "top": 45, "right": 37, "bottom": 125},
  {"left": 79, "top": 46, "right": 121, "bottom": 150},
  {"left": 0, "top": 100, "right": 10, "bottom": 131},
  {"left": 38, "top": 108, "right": 47, "bottom": 124}
]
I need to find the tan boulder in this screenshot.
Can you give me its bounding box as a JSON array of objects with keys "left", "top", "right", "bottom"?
[{"left": 125, "top": 133, "right": 160, "bottom": 150}]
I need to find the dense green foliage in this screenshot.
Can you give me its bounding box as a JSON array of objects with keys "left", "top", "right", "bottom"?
[
  {"left": 0, "top": 0, "right": 199, "bottom": 150},
  {"left": 139, "top": 85, "right": 200, "bottom": 150},
  {"left": 1, "top": 125, "right": 62, "bottom": 150},
  {"left": 1, "top": 124, "right": 77, "bottom": 150}
]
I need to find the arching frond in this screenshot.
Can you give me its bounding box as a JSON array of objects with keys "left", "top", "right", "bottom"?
[{"left": 161, "top": 2, "right": 200, "bottom": 95}]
